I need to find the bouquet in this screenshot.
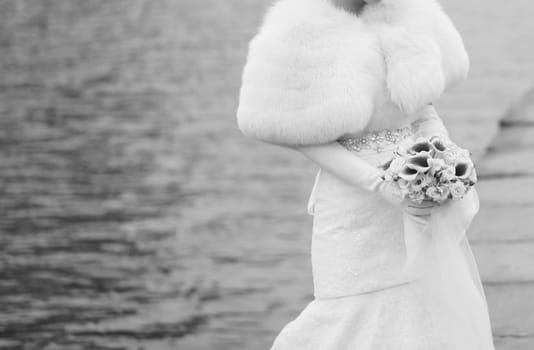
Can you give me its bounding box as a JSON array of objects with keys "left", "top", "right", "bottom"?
[{"left": 382, "top": 136, "right": 477, "bottom": 204}]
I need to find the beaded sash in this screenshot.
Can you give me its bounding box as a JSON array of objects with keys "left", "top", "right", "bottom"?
[{"left": 338, "top": 126, "right": 413, "bottom": 152}]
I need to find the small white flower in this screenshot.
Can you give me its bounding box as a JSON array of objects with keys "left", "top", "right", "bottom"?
[
  {"left": 443, "top": 150, "right": 458, "bottom": 164},
  {"left": 420, "top": 174, "right": 434, "bottom": 188},
  {"left": 440, "top": 166, "right": 456, "bottom": 182},
  {"left": 458, "top": 148, "right": 471, "bottom": 158},
  {"left": 410, "top": 174, "right": 431, "bottom": 192},
  {"left": 426, "top": 186, "right": 450, "bottom": 203},
  {"left": 449, "top": 181, "right": 467, "bottom": 199},
  {"left": 397, "top": 179, "right": 411, "bottom": 198}
]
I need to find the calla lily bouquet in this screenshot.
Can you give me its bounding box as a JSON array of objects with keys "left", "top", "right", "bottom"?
[{"left": 382, "top": 136, "right": 477, "bottom": 204}]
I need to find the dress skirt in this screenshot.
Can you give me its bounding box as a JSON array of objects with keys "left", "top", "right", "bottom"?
[{"left": 270, "top": 134, "right": 495, "bottom": 350}]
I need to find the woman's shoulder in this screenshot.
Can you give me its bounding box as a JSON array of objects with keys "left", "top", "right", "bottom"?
[{"left": 237, "top": 0, "right": 379, "bottom": 146}]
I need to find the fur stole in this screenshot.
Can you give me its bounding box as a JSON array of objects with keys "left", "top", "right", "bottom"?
[{"left": 236, "top": 0, "right": 469, "bottom": 146}]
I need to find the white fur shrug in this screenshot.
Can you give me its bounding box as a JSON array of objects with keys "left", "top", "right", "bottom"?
[{"left": 236, "top": 0, "right": 469, "bottom": 146}]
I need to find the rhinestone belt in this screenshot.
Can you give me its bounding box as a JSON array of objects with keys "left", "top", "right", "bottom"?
[{"left": 338, "top": 126, "right": 413, "bottom": 152}]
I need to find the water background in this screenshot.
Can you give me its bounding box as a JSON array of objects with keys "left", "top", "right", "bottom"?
[{"left": 0, "top": 1, "right": 533, "bottom": 349}]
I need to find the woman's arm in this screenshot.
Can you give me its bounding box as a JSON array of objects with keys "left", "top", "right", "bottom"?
[
  {"left": 287, "top": 142, "right": 435, "bottom": 215},
  {"left": 295, "top": 142, "right": 389, "bottom": 195}
]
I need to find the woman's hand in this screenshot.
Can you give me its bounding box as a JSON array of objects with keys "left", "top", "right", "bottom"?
[
  {"left": 295, "top": 142, "right": 399, "bottom": 198},
  {"left": 291, "top": 142, "right": 444, "bottom": 217},
  {"left": 374, "top": 177, "right": 437, "bottom": 217},
  {"left": 401, "top": 199, "right": 436, "bottom": 217}
]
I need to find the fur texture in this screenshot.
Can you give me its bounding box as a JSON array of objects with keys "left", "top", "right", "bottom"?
[{"left": 236, "top": 0, "right": 469, "bottom": 146}]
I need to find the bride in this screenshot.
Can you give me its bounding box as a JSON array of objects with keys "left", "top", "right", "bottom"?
[{"left": 237, "top": 0, "right": 495, "bottom": 348}]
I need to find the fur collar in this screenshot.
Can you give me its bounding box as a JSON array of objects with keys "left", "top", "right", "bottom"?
[{"left": 237, "top": 0, "right": 469, "bottom": 146}]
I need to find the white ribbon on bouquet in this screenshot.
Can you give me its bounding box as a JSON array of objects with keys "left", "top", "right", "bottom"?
[
  {"left": 401, "top": 188, "right": 495, "bottom": 345},
  {"left": 401, "top": 188, "right": 482, "bottom": 288}
]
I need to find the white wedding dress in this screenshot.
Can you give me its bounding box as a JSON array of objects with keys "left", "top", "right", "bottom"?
[
  {"left": 270, "top": 127, "right": 495, "bottom": 350},
  {"left": 234, "top": 0, "right": 496, "bottom": 348}
]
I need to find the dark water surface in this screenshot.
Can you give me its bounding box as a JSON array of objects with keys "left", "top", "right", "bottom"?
[{"left": 0, "top": 1, "right": 316, "bottom": 349}]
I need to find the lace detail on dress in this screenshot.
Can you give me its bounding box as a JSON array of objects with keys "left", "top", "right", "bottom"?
[{"left": 338, "top": 126, "right": 413, "bottom": 152}]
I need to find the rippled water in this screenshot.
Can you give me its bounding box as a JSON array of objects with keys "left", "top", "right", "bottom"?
[
  {"left": 0, "top": 1, "right": 315, "bottom": 349},
  {"left": 1, "top": 1, "right": 533, "bottom": 349}
]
